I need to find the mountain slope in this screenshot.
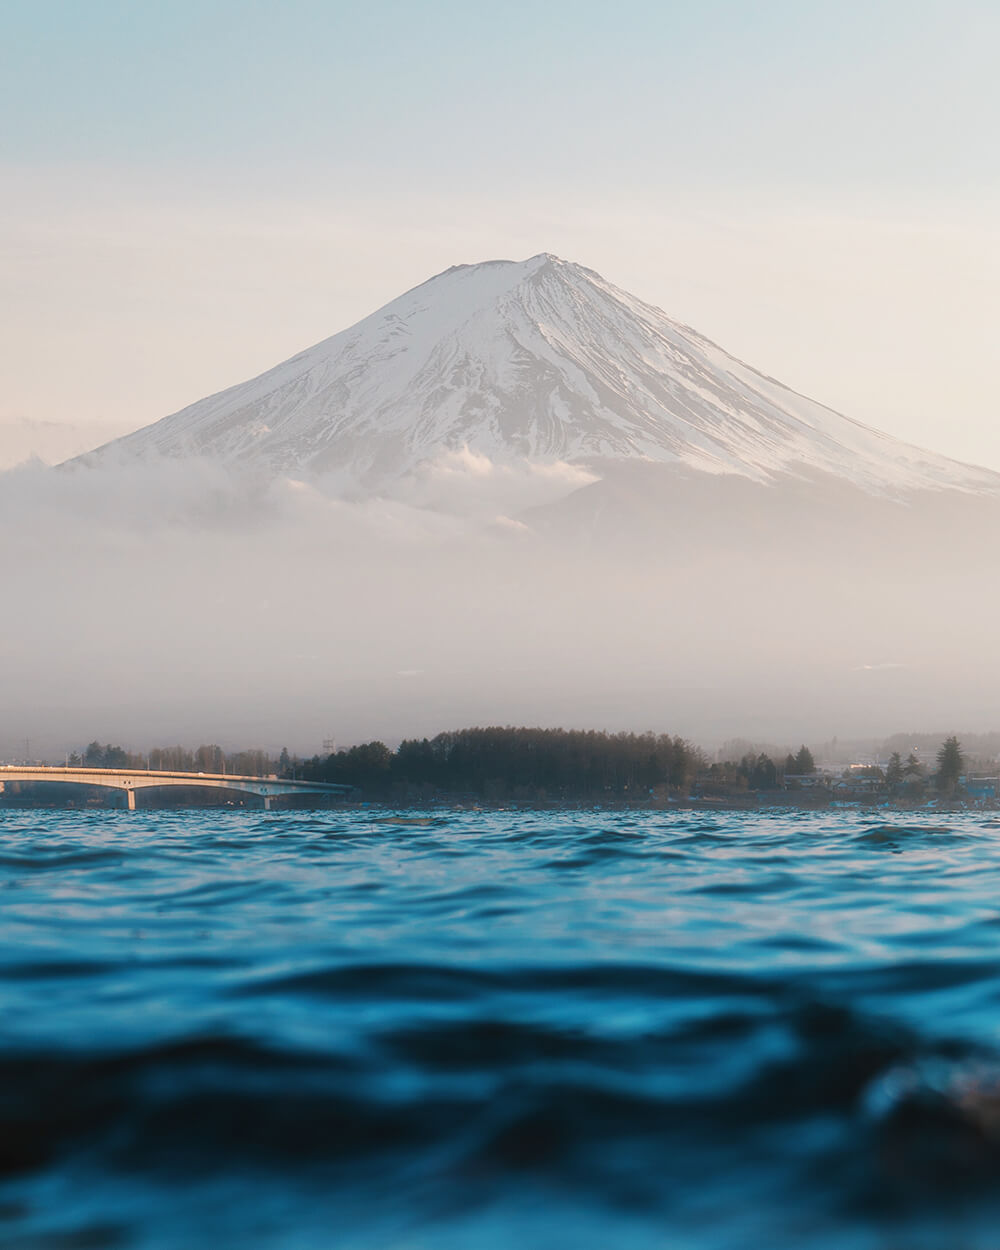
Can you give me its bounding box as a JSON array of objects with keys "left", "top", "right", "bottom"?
[{"left": 85, "top": 254, "right": 998, "bottom": 496}]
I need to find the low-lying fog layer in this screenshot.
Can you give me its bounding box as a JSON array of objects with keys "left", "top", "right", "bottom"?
[{"left": 1, "top": 451, "right": 997, "bottom": 758}]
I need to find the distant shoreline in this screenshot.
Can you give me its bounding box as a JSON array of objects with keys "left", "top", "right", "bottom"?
[
  {"left": 359, "top": 796, "right": 998, "bottom": 815},
  {"left": 2, "top": 777, "right": 994, "bottom": 816},
  {"left": 8, "top": 793, "right": 991, "bottom": 814}
]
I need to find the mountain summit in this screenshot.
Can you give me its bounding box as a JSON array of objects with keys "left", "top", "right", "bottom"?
[{"left": 88, "top": 254, "right": 996, "bottom": 496}]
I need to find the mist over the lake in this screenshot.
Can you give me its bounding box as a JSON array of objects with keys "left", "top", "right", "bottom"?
[{"left": 3, "top": 442, "right": 996, "bottom": 760}]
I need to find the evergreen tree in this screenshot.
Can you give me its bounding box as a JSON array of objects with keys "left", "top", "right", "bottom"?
[
  {"left": 935, "top": 736, "right": 964, "bottom": 795},
  {"left": 885, "top": 751, "right": 904, "bottom": 795},
  {"left": 793, "top": 745, "right": 815, "bottom": 774},
  {"left": 749, "top": 753, "right": 777, "bottom": 790}
]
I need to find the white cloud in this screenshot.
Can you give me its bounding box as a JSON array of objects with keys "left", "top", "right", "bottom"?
[{"left": 2, "top": 453, "right": 998, "bottom": 761}]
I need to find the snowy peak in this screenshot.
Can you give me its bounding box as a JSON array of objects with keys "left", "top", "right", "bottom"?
[{"left": 89, "top": 256, "right": 999, "bottom": 497}]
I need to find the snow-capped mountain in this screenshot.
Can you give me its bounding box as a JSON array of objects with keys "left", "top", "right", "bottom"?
[{"left": 85, "top": 254, "right": 998, "bottom": 497}]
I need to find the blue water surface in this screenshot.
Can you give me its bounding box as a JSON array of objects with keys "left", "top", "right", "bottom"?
[{"left": 3, "top": 805, "right": 1000, "bottom": 1249}]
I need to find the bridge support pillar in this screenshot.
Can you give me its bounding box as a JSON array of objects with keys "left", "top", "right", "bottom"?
[
  {"left": 263, "top": 795, "right": 272, "bottom": 811},
  {"left": 126, "top": 789, "right": 136, "bottom": 811}
]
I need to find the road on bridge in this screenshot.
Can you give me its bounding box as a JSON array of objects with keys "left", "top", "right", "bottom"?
[{"left": 0, "top": 765, "right": 353, "bottom": 810}]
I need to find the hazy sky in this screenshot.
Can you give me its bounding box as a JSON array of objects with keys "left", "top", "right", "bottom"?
[{"left": 3, "top": 1, "right": 998, "bottom": 465}]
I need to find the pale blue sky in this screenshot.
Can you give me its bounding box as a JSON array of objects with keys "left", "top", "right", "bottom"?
[
  {"left": 5, "top": 1, "right": 997, "bottom": 191},
  {"left": 2, "top": 1, "right": 998, "bottom": 465}
]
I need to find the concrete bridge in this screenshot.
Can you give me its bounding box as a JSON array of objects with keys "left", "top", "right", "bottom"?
[{"left": 0, "top": 765, "right": 353, "bottom": 810}]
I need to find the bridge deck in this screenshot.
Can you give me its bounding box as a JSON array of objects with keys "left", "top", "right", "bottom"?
[{"left": 0, "top": 766, "right": 351, "bottom": 809}]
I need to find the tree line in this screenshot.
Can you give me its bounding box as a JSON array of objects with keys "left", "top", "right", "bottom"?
[
  {"left": 71, "top": 741, "right": 292, "bottom": 778},
  {"left": 701, "top": 737, "right": 972, "bottom": 799},
  {"left": 66, "top": 731, "right": 978, "bottom": 802},
  {"left": 70, "top": 730, "right": 813, "bottom": 799},
  {"left": 883, "top": 736, "right": 966, "bottom": 797},
  {"left": 301, "top": 727, "right": 700, "bottom": 799}
]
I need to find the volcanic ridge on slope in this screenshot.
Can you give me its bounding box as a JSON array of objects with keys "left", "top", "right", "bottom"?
[{"left": 84, "top": 254, "right": 997, "bottom": 497}]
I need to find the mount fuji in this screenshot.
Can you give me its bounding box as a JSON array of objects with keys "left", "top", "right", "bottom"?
[{"left": 84, "top": 254, "right": 998, "bottom": 500}]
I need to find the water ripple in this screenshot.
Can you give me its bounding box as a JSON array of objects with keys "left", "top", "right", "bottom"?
[{"left": 2, "top": 806, "right": 1000, "bottom": 1248}]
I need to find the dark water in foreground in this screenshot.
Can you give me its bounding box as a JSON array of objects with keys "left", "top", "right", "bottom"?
[{"left": 4, "top": 807, "right": 1000, "bottom": 1249}]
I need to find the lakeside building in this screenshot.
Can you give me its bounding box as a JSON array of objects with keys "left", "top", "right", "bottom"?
[{"left": 965, "top": 776, "right": 1000, "bottom": 800}]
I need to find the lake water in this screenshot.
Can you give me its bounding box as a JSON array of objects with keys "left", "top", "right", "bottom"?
[{"left": 3, "top": 806, "right": 1000, "bottom": 1249}]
